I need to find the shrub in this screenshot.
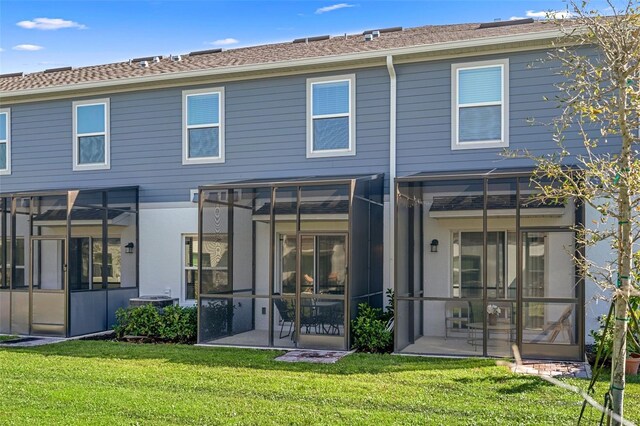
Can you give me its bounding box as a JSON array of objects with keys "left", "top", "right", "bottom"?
[
  {"left": 114, "top": 304, "right": 197, "bottom": 344},
  {"left": 589, "top": 297, "right": 640, "bottom": 360},
  {"left": 351, "top": 303, "right": 393, "bottom": 353},
  {"left": 158, "top": 305, "right": 198, "bottom": 343}
]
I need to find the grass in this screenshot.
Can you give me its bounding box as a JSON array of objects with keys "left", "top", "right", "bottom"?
[
  {"left": 0, "top": 335, "right": 17, "bottom": 342},
  {"left": 0, "top": 341, "right": 638, "bottom": 425}
]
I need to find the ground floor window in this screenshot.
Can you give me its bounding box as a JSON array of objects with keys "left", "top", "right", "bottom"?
[
  {"left": 69, "top": 237, "right": 122, "bottom": 290},
  {"left": 184, "top": 234, "right": 228, "bottom": 300}
]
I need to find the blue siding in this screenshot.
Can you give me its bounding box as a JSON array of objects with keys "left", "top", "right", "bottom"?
[
  {"left": 1, "top": 47, "right": 612, "bottom": 202},
  {"left": 1, "top": 68, "right": 390, "bottom": 203},
  {"left": 395, "top": 49, "right": 599, "bottom": 177}
]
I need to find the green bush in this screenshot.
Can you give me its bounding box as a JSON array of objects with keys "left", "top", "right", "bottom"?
[
  {"left": 114, "top": 304, "right": 197, "bottom": 344},
  {"left": 351, "top": 303, "right": 393, "bottom": 354},
  {"left": 589, "top": 297, "right": 640, "bottom": 359}
]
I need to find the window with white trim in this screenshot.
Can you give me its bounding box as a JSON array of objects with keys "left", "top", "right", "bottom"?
[
  {"left": 183, "top": 234, "right": 229, "bottom": 301},
  {"left": 183, "top": 88, "right": 224, "bottom": 164},
  {"left": 0, "top": 108, "right": 11, "bottom": 175},
  {"left": 452, "top": 59, "right": 509, "bottom": 150},
  {"left": 73, "top": 99, "right": 110, "bottom": 170},
  {"left": 307, "top": 75, "right": 356, "bottom": 157}
]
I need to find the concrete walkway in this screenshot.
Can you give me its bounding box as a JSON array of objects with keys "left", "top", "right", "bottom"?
[
  {"left": 0, "top": 330, "right": 113, "bottom": 348},
  {"left": 0, "top": 336, "right": 67, "bottom": 347}
]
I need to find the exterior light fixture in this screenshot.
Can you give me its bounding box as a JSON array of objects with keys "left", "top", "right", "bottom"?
[
  {"left": 125, "top": 242, "right": 135, "bottom": 254},
  {"left": 430, "top": 239, "right": 439, "bottom": 253}
]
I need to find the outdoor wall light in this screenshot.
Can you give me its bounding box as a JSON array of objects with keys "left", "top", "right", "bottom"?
[
  {"left": 125, "top": 242, "right": 135, "bottom": 254},
  {"left": 430, "top": 239, "right": 439, "bottom": 253}
]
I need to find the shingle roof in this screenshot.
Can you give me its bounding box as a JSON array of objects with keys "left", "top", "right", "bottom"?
[{"left": 0, "top": 19, "right": 559, "bottom": 93}]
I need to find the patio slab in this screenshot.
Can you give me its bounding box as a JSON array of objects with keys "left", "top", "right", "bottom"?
[
  {"left": 275, "top": 350, "right": 351, "bottom": 364},
  {"left": 509, "top": 360, "right": 592, "bottom": 379}
]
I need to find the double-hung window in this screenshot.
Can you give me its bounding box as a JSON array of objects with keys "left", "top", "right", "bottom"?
[
  {"left": 452, "top": 59, "right": 509, "bottom": 150},
  {"left": 184, "top": 234, "right": 229, "bottom": 300},
  {"left": 73, "top": 99, "right": 110, "bottom": 170},
  {"left": 307, "top": 75, "right": 356, "bottom": 157},
  {"left": 0, "top": 108, "right": 10, "bottom": 175},
  {"left": 183, "top": 88, "right": 224, "bottom": 164}
]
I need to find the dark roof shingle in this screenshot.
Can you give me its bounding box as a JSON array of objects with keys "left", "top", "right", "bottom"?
[{"left": 0, "top": 20, "right": 558, "bottom": 93}]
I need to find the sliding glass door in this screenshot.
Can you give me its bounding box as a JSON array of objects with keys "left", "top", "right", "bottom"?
[{"left": 296, "top": 233, "right": 347, "bottom": 349}]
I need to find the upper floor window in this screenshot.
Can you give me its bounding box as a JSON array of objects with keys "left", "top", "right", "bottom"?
[
  {"left": 452, "top": 59, "right": 509, "bottom": 150},
  {"left": 0, "top": 108, "right": 11, "bottom": 175},
  {"left": 182, "top": 88, "right": 225, "bottom": 165},
  {"left": 73, "top": 99, "right": 110, "bottom": 170},
  {"left": 307, "top": 75, "right": 356, "bottom": 158}
]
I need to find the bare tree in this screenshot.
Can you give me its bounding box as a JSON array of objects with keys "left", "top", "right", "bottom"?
[{"left": 510, "top": 1, "right": 639, "bottom": 423}]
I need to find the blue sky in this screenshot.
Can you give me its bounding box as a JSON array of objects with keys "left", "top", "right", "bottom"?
[{"left": 0, "top": 0, "right": 620, "bottom": 74}]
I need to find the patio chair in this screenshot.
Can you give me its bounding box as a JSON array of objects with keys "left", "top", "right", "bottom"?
[
  {"left": 445, "top": 300, "right": 470, "bottom": 339},
  {"left": 530, "top": 305, "right": 574, "bottom": 343},
  {"left": 274, "top": 299, "right": 295, "bottom": 340},
  {"left": 300, "top": 298, "right": 319, "bottom": 334}
]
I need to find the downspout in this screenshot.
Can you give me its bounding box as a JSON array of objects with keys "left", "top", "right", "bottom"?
[{"left": 386, "top": 55, "right": 397, "bottom": 303}]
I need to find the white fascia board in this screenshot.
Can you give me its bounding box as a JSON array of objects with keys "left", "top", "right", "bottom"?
[{"left": 1, "top": 30, "right": 565, "bottom": 101}]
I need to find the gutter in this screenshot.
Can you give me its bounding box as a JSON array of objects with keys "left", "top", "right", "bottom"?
[
  {"left": 386, "top": 55, "right": 396, "bottom": 294},
  {"left": 0, "top": 29, "right": 564, "bottom": 101}
]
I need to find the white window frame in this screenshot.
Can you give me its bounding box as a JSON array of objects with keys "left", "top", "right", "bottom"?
[
  {"left": 0, "top": 108, "right": 11, "bottom": 175},
  {"left": 72, "top": 98, "right": 111, "bottom": 171},
  {"left": 182, "top": 87, "right": 225, "bottom": 165},
  {"left": 183, "top": 234, "right": 198, "bottom": 302},
  {"left": 306, "top": 74, "right": 356, "bottom": 158},
  {"left": 451, "top": 59, "right": 509, "bottom": 150}
]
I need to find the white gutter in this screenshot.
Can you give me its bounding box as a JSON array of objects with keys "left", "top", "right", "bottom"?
[
  {"left": 0, "top": 29, "right": 564, "bottom": 99},
  {"left": 386, "top": 55, "right": 396, "bottom": 295}
]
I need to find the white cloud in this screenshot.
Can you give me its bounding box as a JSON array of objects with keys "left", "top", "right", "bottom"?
[
  {"left": 315, "top": 3, "right": 354, "bottom": 14},
  {"left": 209, "top": 38, "right": 239, "bottom": 46},
  {"left": 526, "top": 10, "right": 572, "bottom": 19},
  {"left": 17, "top": 17, "right": 87, "bottom": 30},
  {"left": 13, "top": 44, "right": 44, "bottom": 51}
]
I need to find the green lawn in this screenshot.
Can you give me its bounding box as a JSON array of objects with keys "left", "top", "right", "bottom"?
[
  {"left": 0, "top": 342, "right": 638, "bottom": 425},
  {"left": 0, "top": 335, "right": 17, "bottom": 342}
]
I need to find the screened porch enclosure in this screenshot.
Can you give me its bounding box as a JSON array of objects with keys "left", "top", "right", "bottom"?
[
  {"left": 395, "top": 170, "right": 584, "bottom": 360},
  {"left": 197, "top": 175, "right": 383, "bottom": 350},
  {"left": 0, "top": 187, "right": 139, "bottom": 337}
]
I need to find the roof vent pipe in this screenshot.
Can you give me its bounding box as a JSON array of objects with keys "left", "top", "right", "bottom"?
[
  {"left": 153, "top": 56, "right": 160, "bottom": 63},
  {"left": 140, "top": 61, "right": 149, "bottom": 68}
]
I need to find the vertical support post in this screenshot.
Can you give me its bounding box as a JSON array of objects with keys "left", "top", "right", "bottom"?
[
  {"left": 407, "top": 183, "right": 415, "bottom": 344},
  {"left": 101, "top": 191, "right": 108, "bottom": 290},
  {"left": 227, "top": 189, "right": 234, "bottom": 336},
  {"left": 418, "top": 187, "right": 424, "bottom": 336},
  {"left": 482, "top": 177, "right": 488, "bottom": 357},
  {"left": 515, "top": 178, "right": 522, "bottom": 353},
  {"left": 294, "top": 186, "right": 301, "bottom": 348},
  {"left": 197, "top": 188, "right": 204, "bottom": 344},
  {"left": 135, "top": 187, "right": 140, "bottom": 295},
  {"left": 1, "top": 198, "right": 6, "bottom": 290},
  {"left": 66, "top": 191, "right": 75, "bottom": 337},
  {"left": 346, "top": 179, "right": 355, "bottom": 350},
  {"left": 268, "top": 187, "right": 275, "bottom": 347},
  {"left": 575, "top": 192, "right": 585, "bottom": 359}
]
